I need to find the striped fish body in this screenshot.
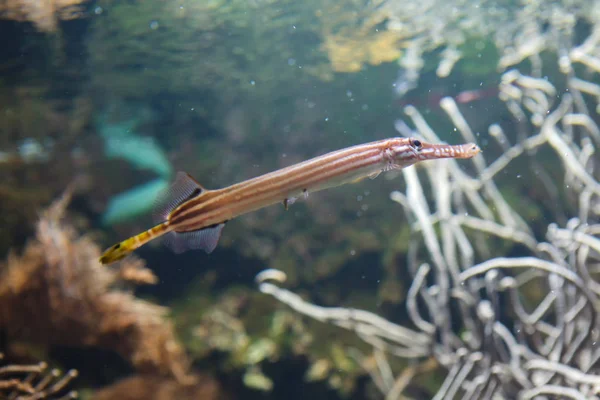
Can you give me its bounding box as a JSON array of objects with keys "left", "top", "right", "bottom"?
[
  {"left": 169, "top": 141, "right": 395, "bottom": 231},
  {"left": 99, "top": 137, "right": 480, "bottom": 265}
]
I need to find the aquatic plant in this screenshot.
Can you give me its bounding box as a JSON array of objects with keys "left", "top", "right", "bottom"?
[
  {"left": 96, "top": 112, "right": 173, "bottom": 225},
  {"left": 0, "top": 83, "right": 93, "bottom": 257},
  {"left": 98, "top": 115, "right": 172, "bottom": 180},
  {"left": 317, "top": 0, "right": 404, "bottom": 73},
  {"left": 0, "top": 188, "right": 192, "bottom": 383},
  {"left": 0, "top": 0, "right": 88, "bottom": 32},
  {"left": 256, "top": 12, "right": 600, "bottom": 399},
  {"left": 101, "top": 178, "right": 170, "bottom": 225},
  {"left": 180, "top": 283, "right": 371, "bottom": 395}
]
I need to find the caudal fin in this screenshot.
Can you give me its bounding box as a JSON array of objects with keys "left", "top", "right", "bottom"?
[
  {"left": 99, "top": 172, "right": 221, "bottom": 265},
  {"left": 100, "top": 239, "right": 134, "bottom": 264},
  {"left": 100, "top": 222, "right": 170, "bottom": 265}
]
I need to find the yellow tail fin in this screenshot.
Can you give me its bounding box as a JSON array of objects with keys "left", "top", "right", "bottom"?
[
  {"left": 100, "top": 171, "right": 209, "bottom": 265},
  {"left": 100, "top": 222, "right": 169, "bottom": 265}
]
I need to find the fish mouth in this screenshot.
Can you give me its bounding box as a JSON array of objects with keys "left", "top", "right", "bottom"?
[
  {"left": 418, "top": 142, "right": 481, "bottom": 160},
  {"left": 449, "top": 143, "right": 481, "bottom": 159}
]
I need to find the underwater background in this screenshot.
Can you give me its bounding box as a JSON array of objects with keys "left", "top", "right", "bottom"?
[{"left": 2, "top": 0, "right": 600, "bottom": 399}]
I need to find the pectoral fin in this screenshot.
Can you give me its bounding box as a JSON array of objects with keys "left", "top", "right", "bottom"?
[
  {"left": 283, "top": 197, "right": 297, "bottom": 210},
  {"left": 369, "top": 170, "right": 382, "bottom": 179},
  {"left": 351, "top": 170, "right": 382, "bottom": 184},
  {"left": 163, "top": 223, "right": 225, "bottom": 254}
]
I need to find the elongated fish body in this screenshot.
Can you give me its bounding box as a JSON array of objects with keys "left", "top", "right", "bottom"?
[{"left": 100, "top": 137, "right": 480, "bottom": 264}]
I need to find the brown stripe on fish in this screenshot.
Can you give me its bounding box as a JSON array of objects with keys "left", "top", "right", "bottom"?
[
  {"left": 169, "top": 149, "right": 384, "bottom": 227},
  {"left": 99, "top": 137, "right": 480, "bottom": 265}
]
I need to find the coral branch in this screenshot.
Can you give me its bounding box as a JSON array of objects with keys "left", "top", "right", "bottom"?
[{"left": 0, "top": 353, "right": 78, "bottom": 399}]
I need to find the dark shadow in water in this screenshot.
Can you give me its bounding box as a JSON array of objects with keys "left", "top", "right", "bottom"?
[
  {"left": 135, "top": 245, "right": 267, "bottom": 302},
  {"left": 50, "top": 345, "right": 133, "bottom": 387}
]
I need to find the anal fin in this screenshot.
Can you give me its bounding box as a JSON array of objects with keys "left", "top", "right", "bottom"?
[{"left": 163, "top": 223, "right": 225, "bottom": 254}]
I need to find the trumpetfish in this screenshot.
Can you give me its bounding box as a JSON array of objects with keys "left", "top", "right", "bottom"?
[{"left": 100, "top": 137, "right": 480, "bottom": 264}]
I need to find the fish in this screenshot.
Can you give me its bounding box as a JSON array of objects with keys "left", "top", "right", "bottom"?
[{"left": 99, "top": 137, "right": 480, "bottom": 264}]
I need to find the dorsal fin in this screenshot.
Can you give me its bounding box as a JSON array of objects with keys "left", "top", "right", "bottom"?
[{"left": 152, "top": 172, "right": 205, "bottom": 223}]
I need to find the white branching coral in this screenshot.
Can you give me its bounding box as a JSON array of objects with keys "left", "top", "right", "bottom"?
[
  {"left": 256, "top": 6, "right": 600, "bottom": 398},
  {"left": 379, "top": 0, "right": 600, "bottom": 93}
]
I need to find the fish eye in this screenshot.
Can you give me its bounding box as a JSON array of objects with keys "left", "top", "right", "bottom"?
[{"left": 411, "top": 139, "right": 422, "bottom": 149}]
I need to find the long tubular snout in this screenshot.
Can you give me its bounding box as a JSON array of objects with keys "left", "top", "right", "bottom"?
[{"left": 419, "top": 142, "right": 481, "bottom": 160}]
